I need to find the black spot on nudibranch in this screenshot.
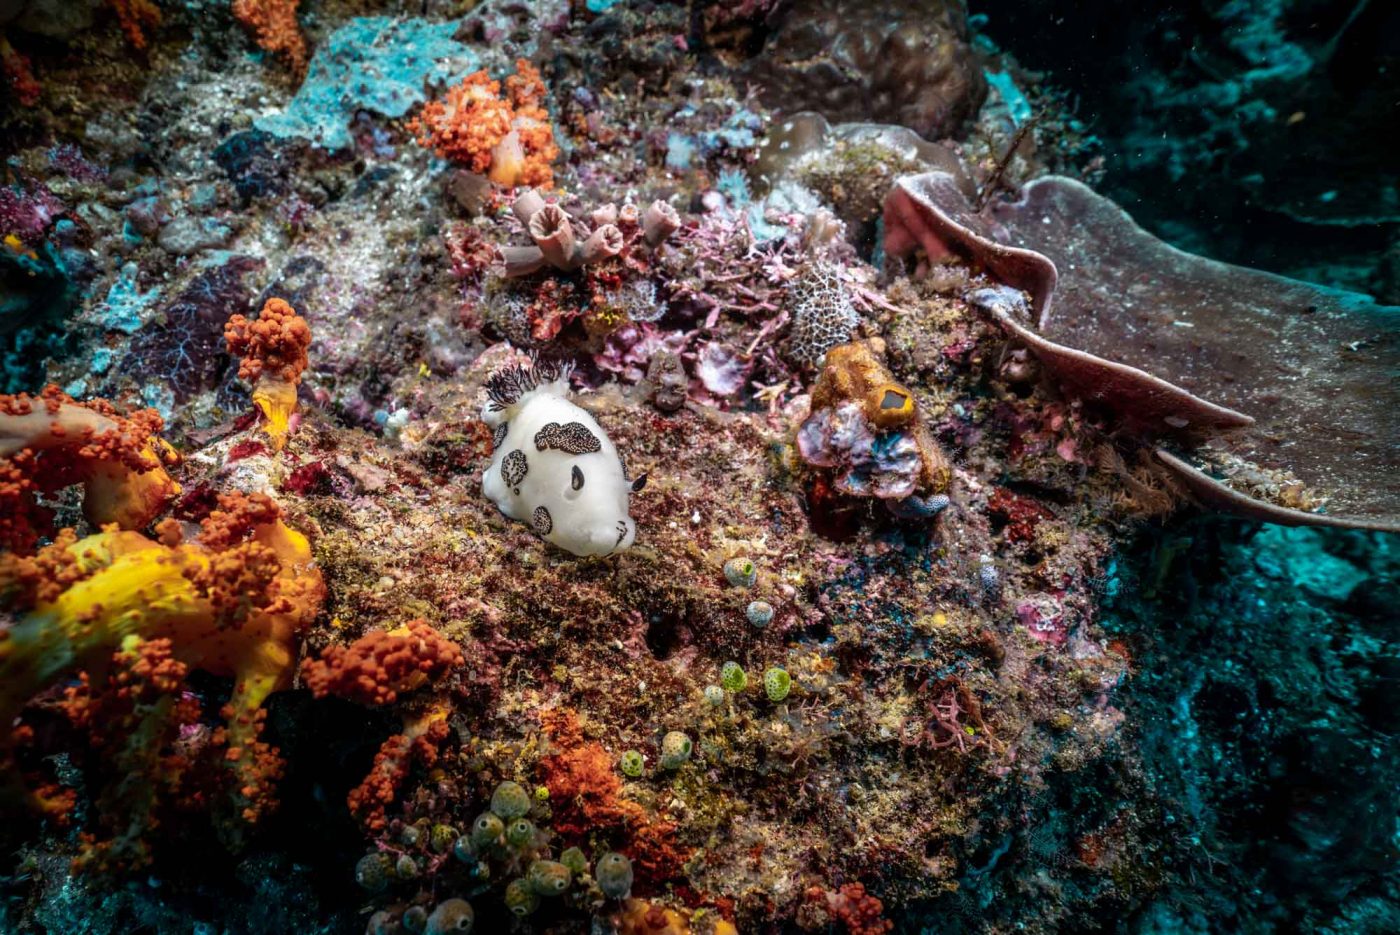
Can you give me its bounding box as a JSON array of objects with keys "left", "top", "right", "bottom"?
[
  {"left": 492, "top": 422, "right": 508, "bottom": 451},
  {"left": 571, "top": 465, "right": 584, "bottom": 490},
  {"left": 533, "top": 505, "right": 553, "bottom": 535},
  {"left": 534, "top": 421, "right": 602, "bottom": 455},
  {"left": 502, "top": 449, "right": 528, "bottom": 489}
]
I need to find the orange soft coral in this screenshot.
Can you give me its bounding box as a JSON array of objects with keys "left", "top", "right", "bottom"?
[
  {"left": 301, "top": 621, "right": 461, "bottom": 830},
  {"left": 108, "top": 0, "right": 161, "bottom": 51},
  {"left": 231, "top": 0, "right": 307, "bottom": 76},
  {"left": 347, "top": 704, "right": 451, "bottom": 832},
  {"left": 0, "top": 35, "right": 40, "bottom": 107},
  {"left": 616, "top": 899, "right": 738, "bottom": 935},
  {"left": 0, "top": 387, "right": 181, "bottom": 553},
  {"left": 410, "top": 59, "right": 558, "bottom": 188},
  {"left": 224, "top": 298, "right": 313, "bottom": 450},
  {"left": 63, "top": 636, "right": 205, "bottom": 873},
  {"left": 539, "top": 708, "right": 689, "bottom": 884},
  {"left": 806, "top": 883, "right": 894, "bottom": 935},
  {"left": 302, "top": 619, "right": 463, "bottom": 706},
  {"left": 0, "top": 492, "right": 324, "bottom": 819}
]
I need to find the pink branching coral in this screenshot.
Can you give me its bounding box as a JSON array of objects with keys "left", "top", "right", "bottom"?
[{"left": 906, "top": 678, "right": 988, "bottom": 753}]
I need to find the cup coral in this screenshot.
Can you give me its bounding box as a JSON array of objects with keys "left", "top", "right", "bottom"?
[
  {"left": 224, "top": 297, "right": 313, "bottom": 450},
  {"left": 0, "top": 387, "right": 181, "bottom": 553},
  {"left": 499, "top": 190, "right": 680, "bottom": 279},
  {"left": 411, "top": 59, "right": 559, "bottom": 189}
]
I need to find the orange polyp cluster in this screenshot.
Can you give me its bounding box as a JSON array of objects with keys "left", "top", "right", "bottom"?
[
  {"left": 302, "top": 618, "right": 464, "bottom": 706},
  {"left": 224, "top": 298, "right": 313, "bottom": 450},
  {"left": 108, "top": 0, "right": 161, "bottom": 50},
  {"left": 225, "top": 298, "right": 311, "bottom": 386},
  {"left": 301, "top": 621, "right": 462, "bottom": 830},
  {"left": 615, "top": 899, "right": 739, "bottom": 935},
  {"left": 539, "top": 708, "right": 689, "bottom": 884},
  {"left": 231, "top": 0, "right": 308, "bottom": 76},
  {"left": 1, "top": 36, "right": 40, "bottom": 107},
  {"left": 410, "top": 59, "right": 559, "bottom": 189},
  {"left": 0, "top": 387, "right": 181, "bottom": 553},
  {"left": 0, "top": 491, "right": 324, "bottom": 821},
  {"left": 347, "top": 703, "right": 451, "bottom": 832},
  {"left": 62, "top": 636, "right": 205, "bottom": 872}
]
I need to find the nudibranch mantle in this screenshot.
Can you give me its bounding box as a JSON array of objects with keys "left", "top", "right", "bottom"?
[{"left": 481, "top": 360, "right": 638, "bottom": 556}]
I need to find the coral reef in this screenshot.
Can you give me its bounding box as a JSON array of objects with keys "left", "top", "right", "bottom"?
[{"left": 0, "top": 2, "right": 1393, "bottom": 933}]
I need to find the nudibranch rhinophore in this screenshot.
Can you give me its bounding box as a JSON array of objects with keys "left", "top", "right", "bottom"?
[{"left": 481, "top": 359, "right": 641, "bottom": 556}]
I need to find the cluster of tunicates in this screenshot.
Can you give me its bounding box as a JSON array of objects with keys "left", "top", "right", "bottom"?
[{"left": 356, "top": 779, "right": 637, "bottom": 930}]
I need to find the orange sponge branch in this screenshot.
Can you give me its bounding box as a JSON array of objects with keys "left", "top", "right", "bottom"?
[{"left": 0, "top": 492, "right": 324, "bottom": 820}]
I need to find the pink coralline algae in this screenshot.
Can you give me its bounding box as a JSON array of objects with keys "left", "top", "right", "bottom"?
[
  {"left": 1017, "top": 595, "right": 1068, "bottom": 646},
  {"left": 0, "top": 180, "right": 65, "bottom": 246}
]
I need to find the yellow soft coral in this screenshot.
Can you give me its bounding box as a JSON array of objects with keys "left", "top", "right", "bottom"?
[{"left": 0, "top": 493, "right": 324, "bottom": 819}]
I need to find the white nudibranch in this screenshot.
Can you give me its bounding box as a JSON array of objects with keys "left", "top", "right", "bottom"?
[{"left": 481, "top": 359, "right": 642, "bottom": 556}]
